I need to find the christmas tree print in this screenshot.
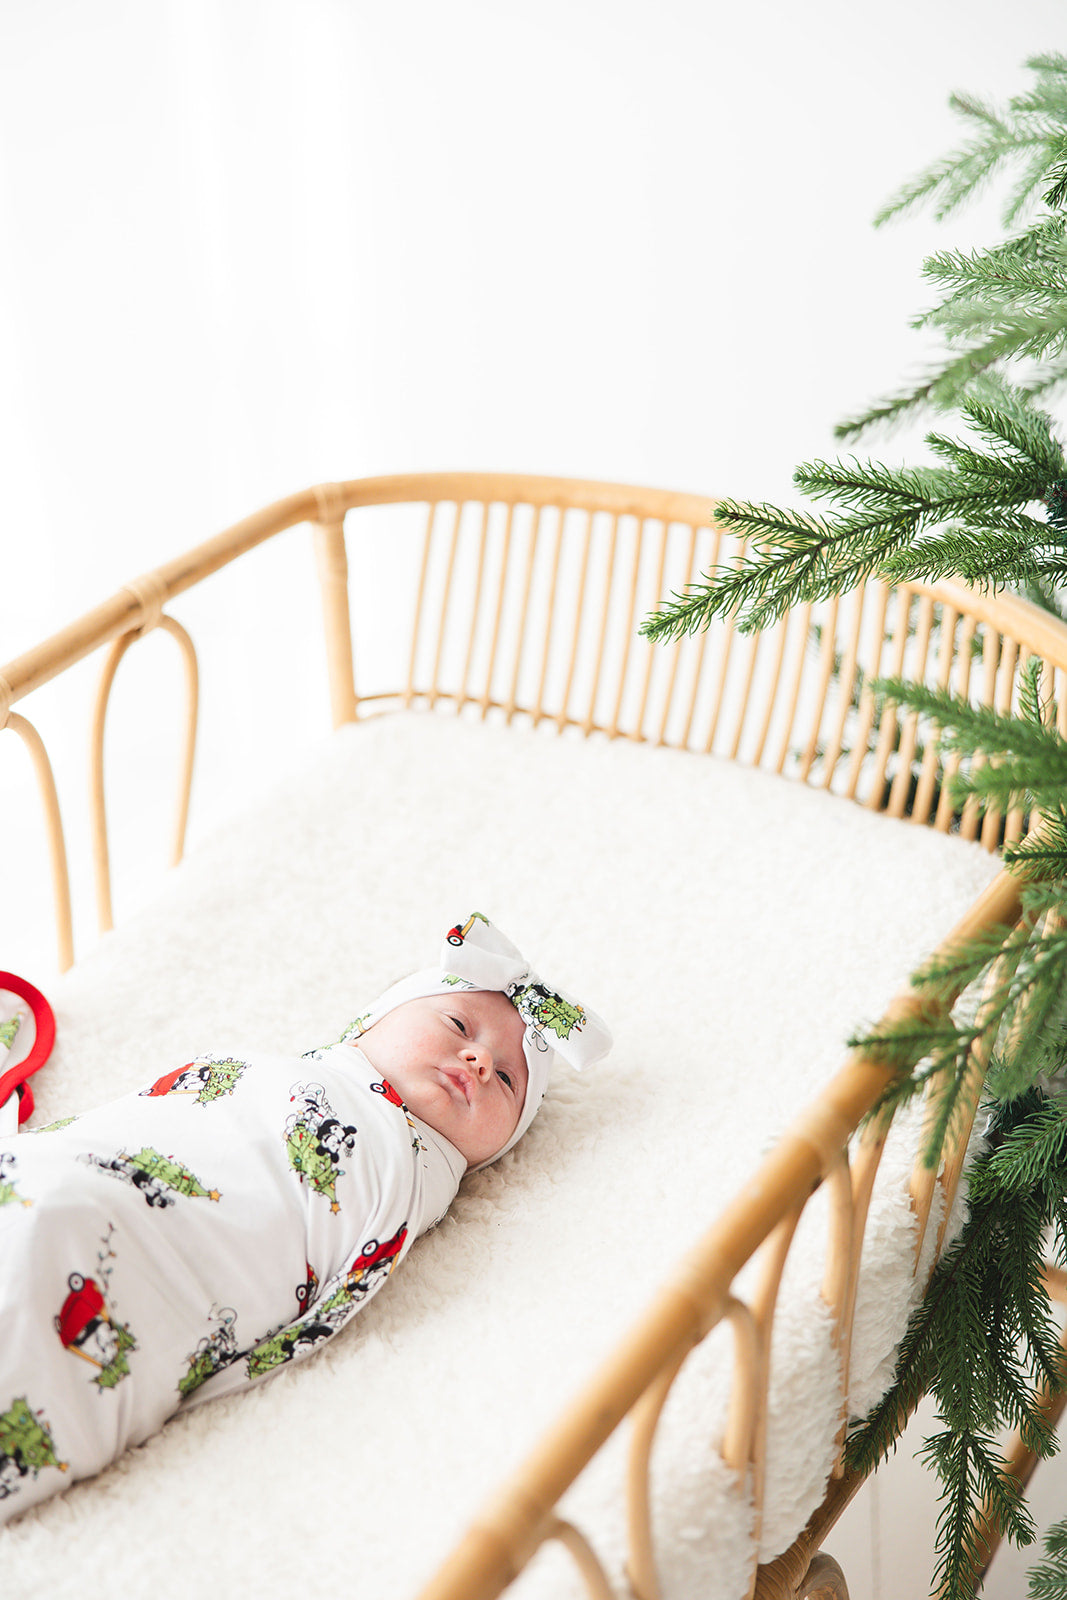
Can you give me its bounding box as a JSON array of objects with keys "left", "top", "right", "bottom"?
[
  {"left": 284, "top": 1083, "right": 356, "bottom": 1213},
  {"left": 0, "top": 1398, "right": 66, "bottom": 1500},
  {"left": 245, "top": 1227, "right": 408, "bottom": 1379},
  {"left": 178, "top": 1309, "right": 239, "bottom": 1399},
  {"left": 0, "top": 1152, "right": 30, "bottom": 1210},
  {"left": 0, "top": 1016, "right": 20, "bottom": 1051},
  {"left": 193, "top": 1058, "right": 246, "bottom": 1104},
  {"left": 140, "top": 1057, "right": 248, "bottom": 1105},
  {"left": 80, "top": 1146, "right": 221, "bottom": 1207},
  {"left": 33, "top": 1115, "right": 77, "bottom": 1134},
  {"left": 511, "top": 981, "right": 585, "bottom": 1041},
  {"left": 94, "top": 1322, "right": 136, "bottom": 1390},
  {"left": 129, "top": 1148, "right": 220, "bottom": 1199}
]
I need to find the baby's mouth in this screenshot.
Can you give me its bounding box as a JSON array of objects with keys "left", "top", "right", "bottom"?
[{"left": 441, "top": 1067, "right": 472, "bottom": 1103}]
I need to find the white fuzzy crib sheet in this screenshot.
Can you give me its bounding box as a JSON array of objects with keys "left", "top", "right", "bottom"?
[{"left": 3, "top": 711, "right": 1003, "bottom": 1600}]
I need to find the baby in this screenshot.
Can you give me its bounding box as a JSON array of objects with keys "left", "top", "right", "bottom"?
[{"left": 0, "top": 914, "right": 610, "bottom": 1522}]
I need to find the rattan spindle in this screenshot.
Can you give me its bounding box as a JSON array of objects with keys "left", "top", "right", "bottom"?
[
  {"left": 540, "top": 1517, "right": 617, "bottom": 1600},
  {"left": 558, "top": 509, "right": 595, "bottom": 733},
  {"left": 459, "top": 502, "right": 492, "bottom": 709},
  {"left": 581, "top": 512, "right": 618, "bottom": 736},
  {"left": 934, "top": 613, "right": 977, "bottom": 833},
  {"left": 886, "top": 592, "right": 935, "bottom": 818},
  {"left": 866, "top": 588, "right": 913, "bottom": 810},
  {"left": 960, "top": 628, "right": 1001, "bottom": 842},
  {"left": 798, "top": 595, "right": 841, "bottom": 783},
  {"left": 822, "top": 1153, "right": 854, "bottom": 1349},
  {"left": 4, "top": 712, "right": 74, "bottom": 972},
  {"left": 705, "top": 537, "right": 748, "bottom": 755},
  {"left": 774, "top": 603, "right": 813, "bottom": 777},
  {"left": 88, "top": 617, "right": 199, "bottom": 935},
  {"left": 744, "top": 1204, "right": 805, "bottom": 1592},
  {"left": 312, "top": 516, "right": 358, "bottom": 728},
  {"left": 504, "top": 506, "right": 541, "bottom": 722},
  {"left": 830, "top": 1117, "right": 892, "bottom": 1467},
  {"left": 633, "top": 522, "right": 670, "bottom": 740},
  {"left": 626, "top": 1343, "right": 694, "bottom": 1600},
  {"left": 751, "top": 614, "right": 790, "bottom": 770},
  {"left": 819, "top": 586, "right": 866, "bottom": 790},
  {"left": 980, "top": 634, "right": 1018, "bottom": 849},
  {"left": 728, "top": 628, "right": 763, "bottom": 763},
  {"left": 655, "top": 524, "right": 698, "bottom": 747},
  {"left": 609, "top": 519, "right": 645, "bottom": 739},
  {"left": 483, "top": 502, "right": 517, "bottom": 720},
  {"left": 911, "top": 603, "right": 958, "bottom": 828},
  {"left": 679, "top": 522, "right": 719, "bottom": 751},
  {"left": 429, "top": 503, "right": 464, "bottom": 711},
  {"left": 723, "top": 1296, "right": 762, "bottom": 1479},
  {"left": 406, "top": 502, "right": 438, "bottom": 708},
  {"left": 1004, "top": 644, "right": 1033, "bottom": 845},
  {"left": 843, "top": 583, "right": 890, "bottom": 802},
  {"left": 160, "top": 618, "right": 199, "bottom": 868},
  {"left": 531, "top": 507, "right": 565, "bottom": 726}
]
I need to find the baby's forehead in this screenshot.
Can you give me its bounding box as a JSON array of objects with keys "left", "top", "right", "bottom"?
[{"left": 434, "top": 988, "right": 527, "bottom": 1060}]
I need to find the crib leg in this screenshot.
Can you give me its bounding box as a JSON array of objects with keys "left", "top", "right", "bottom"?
[{"left": 797, "top": 1552, "right": 849, "bottom": 1600}]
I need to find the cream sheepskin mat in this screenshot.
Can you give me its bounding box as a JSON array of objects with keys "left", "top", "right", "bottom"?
[{"left": 2, "top": 712, "right": 1002, "bottom": 1600}]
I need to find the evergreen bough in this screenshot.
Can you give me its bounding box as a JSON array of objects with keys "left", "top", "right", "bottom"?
[{"left": 642, "top": 54, "right": 1067, "bottom": 1600}]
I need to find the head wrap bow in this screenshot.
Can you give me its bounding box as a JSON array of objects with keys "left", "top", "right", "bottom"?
[{"left": 339, "top": 913, "right": 611, "bottom": 1169}]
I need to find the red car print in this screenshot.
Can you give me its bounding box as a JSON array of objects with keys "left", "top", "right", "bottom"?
[
  {"left": 371, "top": 1079, "right": 404, "bottom": 1109},
  {"left": 351, "top": 1225, "right": 408, "bottom": 1276}
]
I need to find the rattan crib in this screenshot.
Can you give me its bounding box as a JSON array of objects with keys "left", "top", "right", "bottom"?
[{"left": 4, "top": 472, "right": 1067, "bottom": 1600}]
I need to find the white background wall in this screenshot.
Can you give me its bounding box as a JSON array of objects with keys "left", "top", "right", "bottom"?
[{"left": 3, "top": 2, "right": 1066, "bottom": 1593}]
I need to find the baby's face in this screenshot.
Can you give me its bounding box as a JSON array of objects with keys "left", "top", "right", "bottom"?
[{"left": 357, "top": 991, "right": 528, "bottom": 1167}]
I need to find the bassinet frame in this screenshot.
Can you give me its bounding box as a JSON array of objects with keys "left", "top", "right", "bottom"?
[{"left": 5, "top": 471, "right": 1067, "bottom": 1600}]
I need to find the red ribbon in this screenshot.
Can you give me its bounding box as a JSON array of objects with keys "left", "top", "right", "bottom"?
[{"left": 0, "top": 972, "right": 56, "bottom": 1125}]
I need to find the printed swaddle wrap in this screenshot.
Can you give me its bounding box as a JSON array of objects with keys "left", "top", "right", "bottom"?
[{"left": 0, "top": 915, "right": 609, "bottom": 1522}]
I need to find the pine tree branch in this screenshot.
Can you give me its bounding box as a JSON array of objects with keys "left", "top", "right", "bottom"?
[
  {"left": 918, "top": 243, "right": 1067, "bottom": 306},
  {"left": 1029, "top": 1518, "right": 1067, "bottom": 1600}
]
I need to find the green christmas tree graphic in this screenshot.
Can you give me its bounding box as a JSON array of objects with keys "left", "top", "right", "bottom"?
[
  {"left": 285, "top": 1123, "right": 341, "bottom": 1211},
  {"left": 515, "top": 985, "right": 584, "bottom": 1039},
  {"left": 128, "top": 1147, "right": 220, "bottom": 1201},
  {"left": 0, "top": 1170, "right": 30, "bottom": 1210},
  {"left": 93, "top": 1322, "right": 137, "bottom": 1391},
  {"left": 0, "top": 1398, "right": 65, "bottom": 1479},
  {"left": 194, "top": 1058, "right": 247, "bottom": 1105}
]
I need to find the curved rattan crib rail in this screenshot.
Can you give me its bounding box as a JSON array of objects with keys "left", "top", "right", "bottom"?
[{"left": 5, "top": 473, "right": 1067, "bottom": 1598}]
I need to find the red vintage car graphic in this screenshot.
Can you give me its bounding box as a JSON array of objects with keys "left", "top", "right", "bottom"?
[
  {"left": 55, "top": 1274, "right": 105, "bottom": 1349},
  {"left": 371, "top": 1078, "right": 404, "bottom": 1108},
  {"left": 351, "top": 1225, "right": 408, "bottom": 1275},
  {"left": 144, "top": 1063, "right": 198, "bottom": 1098},
  {"left": 446, "top": 913, "right": 483, "bottom": 947}
]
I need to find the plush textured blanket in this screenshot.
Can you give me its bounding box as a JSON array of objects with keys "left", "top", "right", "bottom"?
[{"left": 2, "top": 712, "right": 1002, "bottom": 1599}]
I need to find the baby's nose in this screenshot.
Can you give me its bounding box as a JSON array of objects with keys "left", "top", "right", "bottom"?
[{"left": 460, "top": 1042, "right": 492, "bottom": 1079}]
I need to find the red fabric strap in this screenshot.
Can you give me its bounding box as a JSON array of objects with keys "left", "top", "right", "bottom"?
[{"left": 0, "top": 971, "right": 56, "bottom": 1125}]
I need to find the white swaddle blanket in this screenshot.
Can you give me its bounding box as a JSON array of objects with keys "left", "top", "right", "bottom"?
[
  {"left": 0, "top": 912, "right": 610, "bottom": 1525},
  {"left": 0, "top": 1043, "right": 464, "bottom": 1519}
]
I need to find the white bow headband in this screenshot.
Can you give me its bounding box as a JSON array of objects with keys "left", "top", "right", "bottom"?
[{"left": 339, "top": 914, "right": 612, "bottom": 1168}]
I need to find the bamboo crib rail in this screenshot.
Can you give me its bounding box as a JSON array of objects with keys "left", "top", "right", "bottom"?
[{"left": 6, "top": 473, "right": 1067, "bottom": 1599}]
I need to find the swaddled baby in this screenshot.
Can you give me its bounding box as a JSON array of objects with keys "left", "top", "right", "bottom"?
[{"left": 0, "top": 914, "right": 610, "bottom": 1523}]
